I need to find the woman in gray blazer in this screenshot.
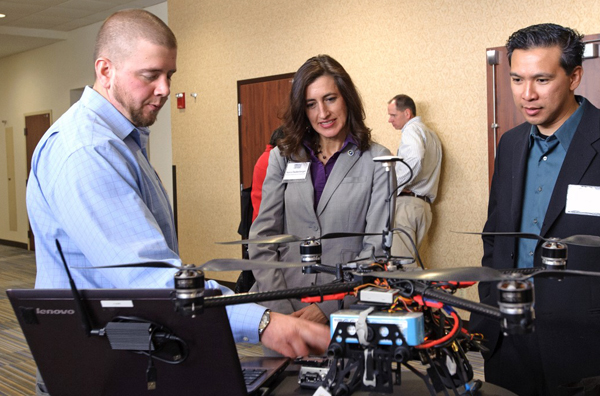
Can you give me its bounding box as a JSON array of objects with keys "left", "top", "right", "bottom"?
[{"left": 248, "top": 55, "right": 392, "bottom": 324}]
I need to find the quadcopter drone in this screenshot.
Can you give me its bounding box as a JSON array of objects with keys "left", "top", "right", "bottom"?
[{"left": 66, "top": 156, "right": 600, "bottom": 396}]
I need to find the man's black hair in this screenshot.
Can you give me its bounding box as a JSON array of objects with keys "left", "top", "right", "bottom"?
[{"left": 506, "top": 23, "right": 585, "bottom": 75}]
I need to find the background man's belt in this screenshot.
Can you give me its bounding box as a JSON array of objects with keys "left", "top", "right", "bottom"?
[{"left": 399, "top": 191, "right": 431, "bottom": 204}]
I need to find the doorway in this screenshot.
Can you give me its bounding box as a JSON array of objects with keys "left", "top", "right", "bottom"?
[
  {"left": 237, "top": 73, "right": 294, "bottom": 191},
  {"left": 25, "top": 112, "right": 51, "bottom": 250}
]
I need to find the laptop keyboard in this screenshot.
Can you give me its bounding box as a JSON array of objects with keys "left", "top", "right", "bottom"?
[{"left": 242, "top": 368, "right": 267, "bottom": 385}]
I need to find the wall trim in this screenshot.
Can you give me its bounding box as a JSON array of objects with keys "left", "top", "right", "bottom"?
[{"left": 0, "top": 239, "right": 28, "bottom": 250}]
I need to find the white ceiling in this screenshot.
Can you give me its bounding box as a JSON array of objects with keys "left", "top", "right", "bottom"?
[{"left": 0, "top": 0, "right": 166, "bottom": 59}]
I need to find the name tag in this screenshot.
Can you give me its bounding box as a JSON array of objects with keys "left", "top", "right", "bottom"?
[
  {"left": 283, "top": 162, "right": 310, "bottom": 181},
  {"left": 565, "top": 184, "right": 600, "bottom": 217}
]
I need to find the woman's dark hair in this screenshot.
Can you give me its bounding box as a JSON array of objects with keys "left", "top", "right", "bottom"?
[
  {"left": 506, "top": 23, "right": 584, "bottom": 75},
  {"left": 279, "top": 55, "right": 371, "bottom": 159}
]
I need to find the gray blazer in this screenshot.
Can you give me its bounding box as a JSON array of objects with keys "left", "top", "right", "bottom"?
[{"left": 248, "top": 142, "right": 393, "bottom": 317}]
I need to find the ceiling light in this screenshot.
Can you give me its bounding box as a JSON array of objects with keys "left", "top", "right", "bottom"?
[{"left": 0, "top": 14, "right": 6, "bottom": 18}]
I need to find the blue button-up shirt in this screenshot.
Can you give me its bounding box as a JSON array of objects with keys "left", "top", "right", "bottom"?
[
  {"left": 517, "top": 97, "right": 585, "bottom": 268},
  {"left": 27, "top": 86, "right": 264, "bottom": 342}
]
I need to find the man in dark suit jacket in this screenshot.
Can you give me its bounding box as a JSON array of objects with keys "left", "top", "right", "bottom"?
[{"left": 470, "top": 24, "right": 600, "bottom": 395}]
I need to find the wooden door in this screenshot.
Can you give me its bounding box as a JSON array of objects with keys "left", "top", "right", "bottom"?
[
  {"left": 25, "top": 112, "right": 51, "bottom": 250},
  {"left": 237, "top": 73, "right": 294, "bottom": 190},
  {"left": 486, "top": 34, "right": 600, "bottom": 186}
]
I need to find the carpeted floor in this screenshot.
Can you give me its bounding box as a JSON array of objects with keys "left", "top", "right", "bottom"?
[
  {"left": 0, "top": 245, "right": 37, "bottom": 396},
  {"left": 0, "top": 244, "right": 485, "bottom": 395}
]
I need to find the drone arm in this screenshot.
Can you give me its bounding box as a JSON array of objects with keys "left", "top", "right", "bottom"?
[
  {"left": 411, "top": 282, "right": 501, "bottom": 320},
  {"left": 203, "top": 282, "right": 361, "bottom": 308}
]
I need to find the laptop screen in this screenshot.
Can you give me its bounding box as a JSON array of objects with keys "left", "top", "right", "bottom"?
[{"left": 7, "top": 288, "right": 249, "bottom": 396}]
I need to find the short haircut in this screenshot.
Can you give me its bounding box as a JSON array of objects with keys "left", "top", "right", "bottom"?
[
  {"left": 506, "top": 23, "right": 584, "bottom": 75},
  {"left": 94, "top": 9, "right": 177, "bottom": 65},
  {"left": 389, "top": 94, "right": 416, "bottom": 117}
]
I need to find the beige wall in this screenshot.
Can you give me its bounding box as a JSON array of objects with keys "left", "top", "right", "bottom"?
[
  {"left": 168, "top": 0, "right": 600, "bottom": 299},
  {"left": 0, "top": 3, "right": 173, "bottom": 246}
]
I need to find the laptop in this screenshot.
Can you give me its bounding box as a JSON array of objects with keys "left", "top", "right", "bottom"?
[{"left": 7, "top": 288, "right": 289, "bottom": 396}]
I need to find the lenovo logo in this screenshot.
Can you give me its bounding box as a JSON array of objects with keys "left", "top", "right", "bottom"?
[{"left": 36, "top": 308, "right": 75, "bottom": 315}]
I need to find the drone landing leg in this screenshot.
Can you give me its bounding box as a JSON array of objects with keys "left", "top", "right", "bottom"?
[
  {"left": 424, "top": 352, "right": 454, "bottom": 396},
  {"left": 402, "top": 361, "right": 438, "bottom": 396},
  {"left": 322, "top": 355, "right": 363, "bottom": 396}
]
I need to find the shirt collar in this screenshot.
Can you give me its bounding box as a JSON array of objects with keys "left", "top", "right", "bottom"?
[
  {"left": 81, "top": 86, "right": 147, "bottom": 146},
  {"left": 402, "top": 116, "right": 421, "bottom": 132},
  {"left": 528, "top": 96, "right": 585, "bottom": 150}
]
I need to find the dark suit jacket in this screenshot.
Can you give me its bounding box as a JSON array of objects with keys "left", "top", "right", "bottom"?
[{"left": 470, "top": 99, "right": 600, "bottom": 389}]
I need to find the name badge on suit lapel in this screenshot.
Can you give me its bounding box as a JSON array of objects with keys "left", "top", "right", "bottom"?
[
  {"left": 283, "top": 162, "right": 310, "bottom": 182},
  {"left": 566, "top": 184, "right": 600, "bottom": 217}
]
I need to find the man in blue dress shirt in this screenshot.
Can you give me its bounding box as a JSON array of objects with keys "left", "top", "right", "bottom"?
[{"left": 26, "top": 10, "right": 329, "bottom": 392}]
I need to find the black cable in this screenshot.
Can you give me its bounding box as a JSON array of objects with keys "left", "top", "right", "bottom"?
[
  {"left": 136, "top": 333, "right": 189, "bottom": 364},
  {"left": 432, "top": 314, "right": 463, "bottom": 349},
  {"left": 390, "top": 227, "right": 424, "bottom": 269},
  {"left": 453, "top": 343, "right": 473, "bottom": 388},
  {"left": 109, "top": 316, "right": 189, "bottom": 364},
  {"left": 146, "top": 327, "right": 158, "bottom": 390}
]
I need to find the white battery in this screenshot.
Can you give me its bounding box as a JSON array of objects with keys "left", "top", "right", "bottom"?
[{"left": 359, "top": 287, "right": 399, "bottom": 304}]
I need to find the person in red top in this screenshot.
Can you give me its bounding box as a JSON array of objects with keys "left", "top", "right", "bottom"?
[{"left": 251, "top": 126, "right": 284, "bottom": 221}]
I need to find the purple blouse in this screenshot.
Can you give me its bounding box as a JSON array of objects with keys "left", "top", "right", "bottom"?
[{"left": 303, "top": 134, "right": 358, "bottom": 208}]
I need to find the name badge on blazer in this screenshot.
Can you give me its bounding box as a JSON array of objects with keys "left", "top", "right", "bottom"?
[
  {"left": 566, "top": 184, "right": 600, "bottom": 217},
  {"left": 283, "top": 162, "right": 310, "bottom": 182}
]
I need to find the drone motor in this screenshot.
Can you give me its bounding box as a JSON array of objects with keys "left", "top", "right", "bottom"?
[
  {"left": 173, "top": 264, "right": 205, "bottom": 317},
  {"left": 541, "top": 238, "right": 567, "bottom": 271},
  {"left": 497, "top": 279, "right": 534, "bottom": 335},
  {"left": 300, "top": 240, "right": 322, "bottom": 263}
]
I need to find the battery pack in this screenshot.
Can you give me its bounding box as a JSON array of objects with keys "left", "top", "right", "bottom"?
[{"left": 359, "top": 287, "right": 399, "bottom": 304}]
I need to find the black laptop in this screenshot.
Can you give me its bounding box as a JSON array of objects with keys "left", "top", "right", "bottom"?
[{"left": 7, "top": 288, "right": 289, "bottom": 396}]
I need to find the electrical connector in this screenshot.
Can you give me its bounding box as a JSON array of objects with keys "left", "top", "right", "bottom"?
[{"left": 147, "top": 363, "right": 157, "bottom": 390}]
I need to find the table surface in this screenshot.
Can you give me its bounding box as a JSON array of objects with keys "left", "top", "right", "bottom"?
[{"left": 266, "top": 363, "right": 517, "bottom": 396}]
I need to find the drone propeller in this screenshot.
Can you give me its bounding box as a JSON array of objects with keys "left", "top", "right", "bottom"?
[
  {"left": 76, "top": 260, "right": 310, "bottom": 272},
  {"left": 217, "top": 231, "right": 382, "bottom": 245},
  {"left": 364, "top": 266, "right": 512, "bottom": 282},
  {"left": 455, "top": 231, "right": 600, "bottom": 248},
  {"left": 360, "top": 266, "right": 600, "bottom": 283},
  {"left": 75, "top": 261, "right": 186, "bottom": 270},
  {"left": 201, "top": 258, "right": 310, "bottom": 271},
  {"left": 77, "top": 260, "right": 600, "bottom": 282}
]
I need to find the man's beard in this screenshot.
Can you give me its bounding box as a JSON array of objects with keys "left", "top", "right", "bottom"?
[{"left": 113, "top": 83, "right": 159, "bottom": 128}]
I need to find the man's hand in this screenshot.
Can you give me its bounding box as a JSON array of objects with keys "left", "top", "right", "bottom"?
[
  {"left": 260, "top": 312, "right": 330, "bottom": 358},
  {"left": 290, "top": 303, "right": 328, "bottom": 324}
]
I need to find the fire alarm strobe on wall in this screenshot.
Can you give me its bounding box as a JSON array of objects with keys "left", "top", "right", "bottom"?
[{"left": 176, "top": 92, "right": 185, "bottom": 109}]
